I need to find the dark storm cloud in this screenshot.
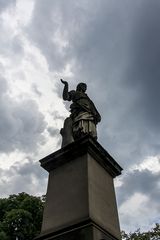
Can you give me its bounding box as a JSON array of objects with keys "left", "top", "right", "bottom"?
[
  {"left": 116, "top": 167, "right": 160, "bottom": 231},
  {"left": 27, "top": 0, "right": 160, "bottom": 168},
  {"left": 27, "top": 0, "right": 133, "bottom": 151},
  {"left": 125, "top": 0, "right": 160, "bottom": 131},
  {"left": 0, "top": 159, "right": 47, "bottom": 197},
  {"left": 0, "top": 76, "right": 47, "bottom": 153},
  {"left": 116, "top": 168, "right": 160, "bottom": 208},
  {"left": 26, "top": 0, "right": 69, "bottom": 71}
]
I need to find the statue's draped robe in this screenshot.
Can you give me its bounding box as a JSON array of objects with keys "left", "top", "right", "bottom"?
[
  {"left": 61, "top": 87, "right": 101, "bottom": 147},
  {"left": 69, "top": 90, "right": 101, "bottom": 140}
]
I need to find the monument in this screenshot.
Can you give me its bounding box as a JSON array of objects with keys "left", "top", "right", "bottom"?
[
  {"left": 60, "top": 79, "right": 101, "bottom": 147},
  {"left": 35, "top": 80, "right": 122, "bottom": 240}
]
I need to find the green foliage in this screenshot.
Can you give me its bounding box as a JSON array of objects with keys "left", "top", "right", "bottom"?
[
  {"left": 0, "top": 231, "right": 9, "bottom": 240},
  {"left": 0, "top": 192, "right": 45, "bottom": 240},
  {"left": 1, "top": 192, "right": 159, "bottom": 240},
  {"left": 121, "top": 223, "right": 160, "bottom": 240}
]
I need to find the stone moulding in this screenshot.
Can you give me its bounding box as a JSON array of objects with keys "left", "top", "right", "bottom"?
[{"left": 40, "top": 135, "right": 123, "bottom": 178}]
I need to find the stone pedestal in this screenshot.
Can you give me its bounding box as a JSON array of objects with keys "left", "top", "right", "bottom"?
[{"left": 36, "top": 135, "right": 122, "bottom": 240}]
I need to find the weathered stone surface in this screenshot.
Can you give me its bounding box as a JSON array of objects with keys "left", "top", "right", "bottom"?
[
  {"left": 36, "top": 136, "right": 122, "bottom": 240},
  {"left": 40, "top": 135, "right": 122, "bottom": 178},
  {"left": 88, "top": 155, "right": 121, "bottom": 238},
  {"left": 36, "top": 221, "right": 119, "bottom": 240},
  {"left": 41, "top": 155, "right": 89, "bottom": 234}
]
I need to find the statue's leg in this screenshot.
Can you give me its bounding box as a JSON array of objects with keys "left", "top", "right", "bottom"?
[{"left": 60, "top": 117, "right": 74, "bottom": 147}]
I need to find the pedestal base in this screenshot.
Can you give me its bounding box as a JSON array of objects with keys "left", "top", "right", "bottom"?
[
  {"left": 36, "top": 136, "right": 122, "bottom": 240},
  {"left": 36, "top": 220, "right": 118, "bottom": 240}
]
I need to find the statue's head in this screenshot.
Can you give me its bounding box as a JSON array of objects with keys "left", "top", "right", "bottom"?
[{"left": 76, "top": 83, "right": 87, "bottom": 92}]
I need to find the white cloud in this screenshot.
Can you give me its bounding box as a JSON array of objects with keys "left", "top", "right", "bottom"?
[
  {"left": 131, "top": 156, "right": 160, "bottom": 174},
  {"left": 0, "top": 159, "right": 47, "bottom": 198},
  {"left": 119, "top": 192, "right": 155, "bottom": 232}
]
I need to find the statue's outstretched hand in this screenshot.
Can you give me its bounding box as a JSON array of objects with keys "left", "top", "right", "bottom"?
[{"left": 60, "top": 79, "right": 68, "bottom": 85}]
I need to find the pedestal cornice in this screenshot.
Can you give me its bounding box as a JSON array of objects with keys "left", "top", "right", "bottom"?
[{"left": 40, "top": 135, "right": 122, "bottom": 178}]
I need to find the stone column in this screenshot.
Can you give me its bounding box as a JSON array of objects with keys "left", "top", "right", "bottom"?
[{"left": 35, "top": 135, "right": 122, "bottom": 240}]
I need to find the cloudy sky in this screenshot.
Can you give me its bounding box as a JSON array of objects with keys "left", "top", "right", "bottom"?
[{"left": 0, "top": 0, "right": 160, "bottom": 232}]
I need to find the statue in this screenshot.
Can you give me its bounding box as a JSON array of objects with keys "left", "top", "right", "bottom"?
[{"left": 60, "top": 79, "right": 101, "bottom": 147}]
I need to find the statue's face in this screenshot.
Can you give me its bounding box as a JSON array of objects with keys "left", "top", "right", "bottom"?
[{"left": 76, "top": 83, "right": 87, "bottom": 92}]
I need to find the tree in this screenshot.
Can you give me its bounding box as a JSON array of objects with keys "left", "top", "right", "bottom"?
[
  {"left": 1, "top": 192, "right": 159, "bottom": 240},
  {"left": 0, "top": 192, "right": 44, "bottom": 240},
  {"left": 121, "top": 223, "right": 160, "bottom": 240}
]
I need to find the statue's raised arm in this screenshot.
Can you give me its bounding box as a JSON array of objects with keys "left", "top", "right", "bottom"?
[{"left": 60, "top": 79, "right": 70, "bottom": 101}]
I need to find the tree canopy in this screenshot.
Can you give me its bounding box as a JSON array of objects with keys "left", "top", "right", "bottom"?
[
  {"left": 0, "top": 192, "right": 159, "bottom": 240},
  {"left": 0, "top": 192, "right": 45, "bottom": 240},
  {"left": 121, "top": 224, "right": 160, "bottom": 240}
]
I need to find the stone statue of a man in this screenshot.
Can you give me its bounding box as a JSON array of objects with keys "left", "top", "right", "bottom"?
[{"left": 60, "top": 79, "right": 101, "bottom": 147}]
